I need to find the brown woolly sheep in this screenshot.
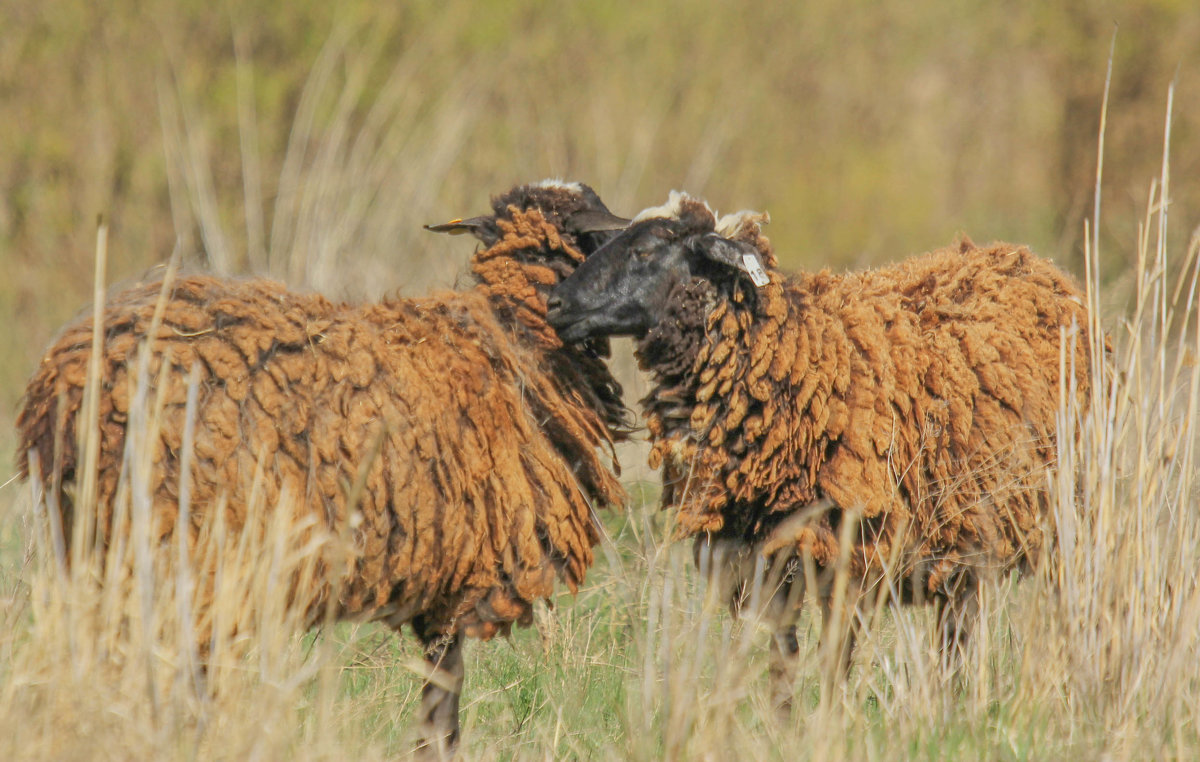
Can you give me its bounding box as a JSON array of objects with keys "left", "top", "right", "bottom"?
[
  {"left": 548, "top": 191, "right": 1103, "bottom": 706},
  {"left": 16, "top": 180, "right": 632, "bottom": 754}
]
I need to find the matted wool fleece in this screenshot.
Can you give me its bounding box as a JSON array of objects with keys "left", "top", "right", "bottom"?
[
  {"left": 18, "top": 207, "right": 626, "bottom": 639},
  {"left": 640, "top": 212, "right": 1100, "bottom": 593}
]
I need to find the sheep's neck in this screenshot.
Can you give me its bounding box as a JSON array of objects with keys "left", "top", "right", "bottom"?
[
  {"left": 639, "top": 277, "right": 833, "bottom": 538},
  {"left": 469, "top": 210, "right": 632, "bottom": 450},
  {"left": 470, "top": 208, "right": 584, "bottom": 351}
]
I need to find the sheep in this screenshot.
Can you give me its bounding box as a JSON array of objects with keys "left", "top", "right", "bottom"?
[
  {"left": 16, "top": 180, "right": 632, "bottom": 754},
  {"left": 547, "top": 190, "right": 1103, "bottom": 705}
]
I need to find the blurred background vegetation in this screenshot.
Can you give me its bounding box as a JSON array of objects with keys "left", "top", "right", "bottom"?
[
  {"left": 2, "top": 4, "right": 1199, "bottom": 758},
  {"left": 2, "top": 0, "right": 1198, "bottom": 438}
]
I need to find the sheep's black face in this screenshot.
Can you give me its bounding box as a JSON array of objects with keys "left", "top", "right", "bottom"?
[
  {"left": 548, "top": 218, "right": 764, "bottom": 342},
  {"left": 548, "top": 220, "right": 689, "bottom": 342}
]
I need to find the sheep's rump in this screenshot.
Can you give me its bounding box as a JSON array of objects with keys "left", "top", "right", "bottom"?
[
  {"left": 656, "top": 239, "right": 1098, "bottom": 592},
  {"left": 19, "top": 275, "right": 619, "bottom": 637}
]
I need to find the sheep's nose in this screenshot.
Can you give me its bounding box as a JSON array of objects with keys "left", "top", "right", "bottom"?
[{"left": 546, "top": 295, "right": 562, "bottom": 312}]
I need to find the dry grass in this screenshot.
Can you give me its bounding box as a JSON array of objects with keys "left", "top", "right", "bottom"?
[
  {"left": 0, "top": 191, "right": 1198, "bottom": 758},
  {"left": 2, "top": 7, "right": 1200, "bottom": 760}
]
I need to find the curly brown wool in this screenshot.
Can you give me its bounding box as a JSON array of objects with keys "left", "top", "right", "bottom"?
[
  {"left": 630, "top": 198, "right": 1104, "bottom": 695},
  {"left": 16, "top": 181, "right": 630, "bottom": 752}
]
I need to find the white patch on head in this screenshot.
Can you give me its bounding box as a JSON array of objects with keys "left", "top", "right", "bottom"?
[
  {"left": 715, "top": 209, "right": 770, "bottom": 239},
  {"left": 631, "top": 190, "right": 715, "bottom": 223},
  {"left": 533, "top": 178, "right": 584, "bottom": 193}
]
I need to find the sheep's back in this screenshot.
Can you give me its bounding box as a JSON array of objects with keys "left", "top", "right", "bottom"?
[
  {"left": 787, "top": 241, "right": 1093, "bottom": 582},
  {"left": 17, "top": 276, "right": 331, "bottom": 539}
]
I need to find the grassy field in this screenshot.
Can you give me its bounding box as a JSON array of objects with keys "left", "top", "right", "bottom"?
[{"left": 2, "top": 2, "right": 1200, "bottom": 759}]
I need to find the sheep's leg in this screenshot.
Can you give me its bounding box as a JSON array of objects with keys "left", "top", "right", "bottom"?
[
  {"left": 763, "top": 557, "right": 805, "bottom": 717},
  {"left": 935, "top": 578, "right": 980, "bottom": 677},
  {"left": 413, "top": 625, "right": 464, "bottom": 760},
  {"left": 768, "top": 624, "right": 801, "bottom": 716},
  {"left": 817, "top": 592, "right": 859, "bottom": 695}
]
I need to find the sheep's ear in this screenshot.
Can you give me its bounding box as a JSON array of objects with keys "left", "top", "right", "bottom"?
[
  {"left": 691, "top": 234, "right": 771, "bottom": 287},
  {"left": 564, "top": 209, "right": 631, "bottom": 235},
  {"left": 424, "top": 216, "right": 500, "bottom": 246}
]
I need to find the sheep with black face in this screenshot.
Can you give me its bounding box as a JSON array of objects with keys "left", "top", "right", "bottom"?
[{"left": 548, "top": 190, "right": 1103, "bottom": 705}]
